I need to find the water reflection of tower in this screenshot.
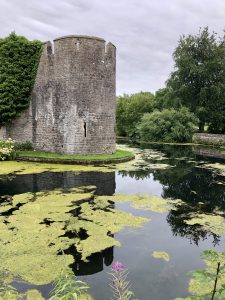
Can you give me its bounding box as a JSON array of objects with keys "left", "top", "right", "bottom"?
[
  {"left": 0, "top": 171, "right": 116, "bottom": 196},
  {"left": 69, "top": 171, "right": 116, "bottom": 276}
]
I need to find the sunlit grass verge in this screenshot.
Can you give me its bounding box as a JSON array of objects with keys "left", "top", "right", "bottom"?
[{"left": 17, "top": 149, "right": 135, "bottom": 164}]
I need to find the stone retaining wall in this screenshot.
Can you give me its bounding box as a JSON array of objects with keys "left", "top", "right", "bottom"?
[{"left": 193, "top": 133, "right": 225, "bottom": 144}]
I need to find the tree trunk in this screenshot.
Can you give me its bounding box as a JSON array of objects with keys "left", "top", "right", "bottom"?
[{"left": 199, "top": 121, "right": 205, "bottom": 132}]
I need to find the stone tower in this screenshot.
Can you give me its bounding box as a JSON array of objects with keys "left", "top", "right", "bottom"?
[{"left": 2, "top": 35, "right": 116, "bottom": 155}]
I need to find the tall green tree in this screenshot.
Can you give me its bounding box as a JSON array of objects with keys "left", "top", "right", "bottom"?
[
  {"left": 0, "top": 32, "right": 42, "bottom": 125},
  {"left": 167, "top": 27, "right": 225, "bottom": 133},
  {"left": 154, "top": 87, "right": 181, "bottom": 110},
  {"left": 116, "top": 92, "right": 155, "bottom": 138}
]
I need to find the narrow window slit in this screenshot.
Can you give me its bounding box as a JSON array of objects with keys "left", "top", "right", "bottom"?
[{"left": 84, "top": 121, "right": 87, "bottom": 138}]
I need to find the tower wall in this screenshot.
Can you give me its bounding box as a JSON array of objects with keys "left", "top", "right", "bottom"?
[{"left": 3, "top": 35, "right": 116, "bottom": 155}]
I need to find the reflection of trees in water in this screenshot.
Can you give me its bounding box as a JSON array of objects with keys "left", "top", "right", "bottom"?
[
  {"left": 118, "top": 170, "right": 152, "bottom": 180},
  {"left": 139, "top": 143, "right": 195, "bottom": 160},
  {"left": 154, "top": 167, "right": 225, "bottom": 211},
  {"left": 167, "top": 203, "right": 221, "bottom": 246},
  {"left": 153, "top": 160, "right": 225, "bottom": 245},
  {"left": 120, "top": 143, "right": 225, "bottom": 245}
]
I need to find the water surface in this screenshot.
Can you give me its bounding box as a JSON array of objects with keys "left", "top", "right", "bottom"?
[{"left": 0, "top": 143, "right": 225, "bottom": 300}]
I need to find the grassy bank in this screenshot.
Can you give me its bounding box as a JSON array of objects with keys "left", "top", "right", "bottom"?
[{"left": 17, "top": 149, "right": 134, "bottom": 161}]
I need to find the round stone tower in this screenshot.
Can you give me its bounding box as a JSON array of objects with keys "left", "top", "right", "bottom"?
[
  {"left": 4, "top": 35, "right": 116, "bottom": 155},
  {"left": 33, "top": 35, "right": 116, "bottom": 155}
]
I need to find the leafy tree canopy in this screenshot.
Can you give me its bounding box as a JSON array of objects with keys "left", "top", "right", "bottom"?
[
  {"left": 0, "top": 32, "right": 42, "bottom": 125},
  {"left": 154, "top": 87, "right": 182, "bottom": 110},
  {"left": 116, "top": 92, "right": 155, "bottom": 138},
  {"left": 167, "top": 27, "right": 225, "bottom": 133}
]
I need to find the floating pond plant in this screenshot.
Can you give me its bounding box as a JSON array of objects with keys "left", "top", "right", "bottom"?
[
  {"left": 0, "top": 186, "right": 149, "bottom": 285},
  {"left": 198, "top": 162, "right": 225, "bottom": 177},
  {"left": 95, "top": 194, "right": 183, "bottom": 213},
  {"left": 152, "top": 251, "right": 170, "bottom": 262},
  {"left": 184, "top": 211, "right": 225, "bottom": 236},
  {"left": 0, "top": 161, "right": 111, "bottom": 176}
]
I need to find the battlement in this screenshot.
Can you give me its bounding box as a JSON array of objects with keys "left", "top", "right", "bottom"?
[
  {"left": 53, "top": 35, "right": 105, "bottom": 42},
  {"left": 41, "top": 35, "right": 116, "bottom": 60}
]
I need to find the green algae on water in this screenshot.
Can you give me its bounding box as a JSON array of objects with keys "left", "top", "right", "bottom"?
[
  {"left": 0, "top": 161, "right": 112, "bottom": 176},
  {"left": 0, "top": 187, "right": 150, "bottom": 284},
  {"left": 184, "top": 211, "right": 225, "bottom": 236},
  {"left": 95, "top": 194, "right": 183, "bottom": 213},
  {"left": 67, "top": 201, "right": 149, "bottom": 261},
  {"left": 198, "top": 162, "right": 225, "bottom": 176},
  {"left": 152, "top": 251, "right": 170, "bottom": 262}
]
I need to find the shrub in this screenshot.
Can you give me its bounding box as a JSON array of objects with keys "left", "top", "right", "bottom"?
[
  {"left": 14, "top": 141, "right": 33, "bottom": 151},
  {"left": 137, "top": 107, "right": 199, "bottom": 143},
  {"left": 0, "top": 138, "right": 15, "bottom": 160}
]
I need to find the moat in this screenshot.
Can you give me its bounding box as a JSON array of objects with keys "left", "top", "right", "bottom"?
[{"left": 0, "top": 142, "right": 225, "bottom": 300}]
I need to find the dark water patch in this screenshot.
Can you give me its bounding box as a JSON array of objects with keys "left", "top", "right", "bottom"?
[{"left": 0, "top": 171, "right": 116, "bottom": 197}]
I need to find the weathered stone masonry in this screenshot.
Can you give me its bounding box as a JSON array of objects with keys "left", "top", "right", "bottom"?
[{"left": 1, "top": 35, "right": 116, "bottom": 155}]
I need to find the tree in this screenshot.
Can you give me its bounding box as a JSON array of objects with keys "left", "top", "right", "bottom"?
[
  {"left": 0, "top": 32, "right": 42, "bottom": 125},
  {"left": 154, "top": 87, "right": 181, "bottom": 110},
  {"left": 167, "top": 27, "right": 225, "bottom": 133},
  {"left": 137, "top": 107, "right": 199, "bottom": 143},
  {"left": 116, "top": 92, "right": 155, "bottom": 138}
]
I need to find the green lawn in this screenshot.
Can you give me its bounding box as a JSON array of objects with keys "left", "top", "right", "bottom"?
[{"left": 18, "top": 149, "right": 134, "bottom": 161}]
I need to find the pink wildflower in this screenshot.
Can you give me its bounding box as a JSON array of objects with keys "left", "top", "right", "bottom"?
[{"left": 112, "top": 261, "right": 124, "bottom": 272}]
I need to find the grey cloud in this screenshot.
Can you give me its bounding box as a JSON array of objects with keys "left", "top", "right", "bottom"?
[{"left": 1, "top": 0, "right": 225, "bottom": 94}]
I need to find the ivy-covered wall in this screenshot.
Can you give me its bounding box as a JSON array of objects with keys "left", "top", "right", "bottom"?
[{"left": 0, "top": 33, "right": 42, "bottom": 125}]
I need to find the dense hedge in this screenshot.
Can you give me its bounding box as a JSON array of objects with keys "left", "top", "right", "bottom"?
[{"left": 0, "top": 32, "right": 42, "bottom": 125}]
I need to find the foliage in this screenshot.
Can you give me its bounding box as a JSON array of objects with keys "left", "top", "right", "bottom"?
[
  {"left": 154, "top": 87, "right": 181, "bottom": 110},
  {"left": 167, "top": 27, "right": 225, "bottom": 133},
  {"left": 116, "top": 92, "right": 155, "bottom": 138},
  {"left": 0, "top": 138, "right": 15, "bottom": 160},
  {"left": 175, "top": 250, "right": 225, "bottom": 300},
  {"left": 49, "top": 270, "right": 89, "bottom": 300},
  {"left": 109, "top": 262, "right": 136, "bottom": 300},
  {"left": 0, "top": 287, "right": 22, "bottom": 300},
  {"left": 137, "top": 107, "right": 199, "bottom": 143},
  {"left": 14, "top": 141, "right": 33, "bottom": 151},
  {"left": 0, "top": 32, "right": 42, "bottom": 125}
]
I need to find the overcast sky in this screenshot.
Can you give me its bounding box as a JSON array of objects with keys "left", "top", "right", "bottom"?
[{"left": 1, "top": 0, "right": 225, "bottom": 95}]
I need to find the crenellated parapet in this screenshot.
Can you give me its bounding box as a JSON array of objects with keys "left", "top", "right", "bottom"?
[{"left": 4, "top": 35, "right": 116, "bottom": 155}]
